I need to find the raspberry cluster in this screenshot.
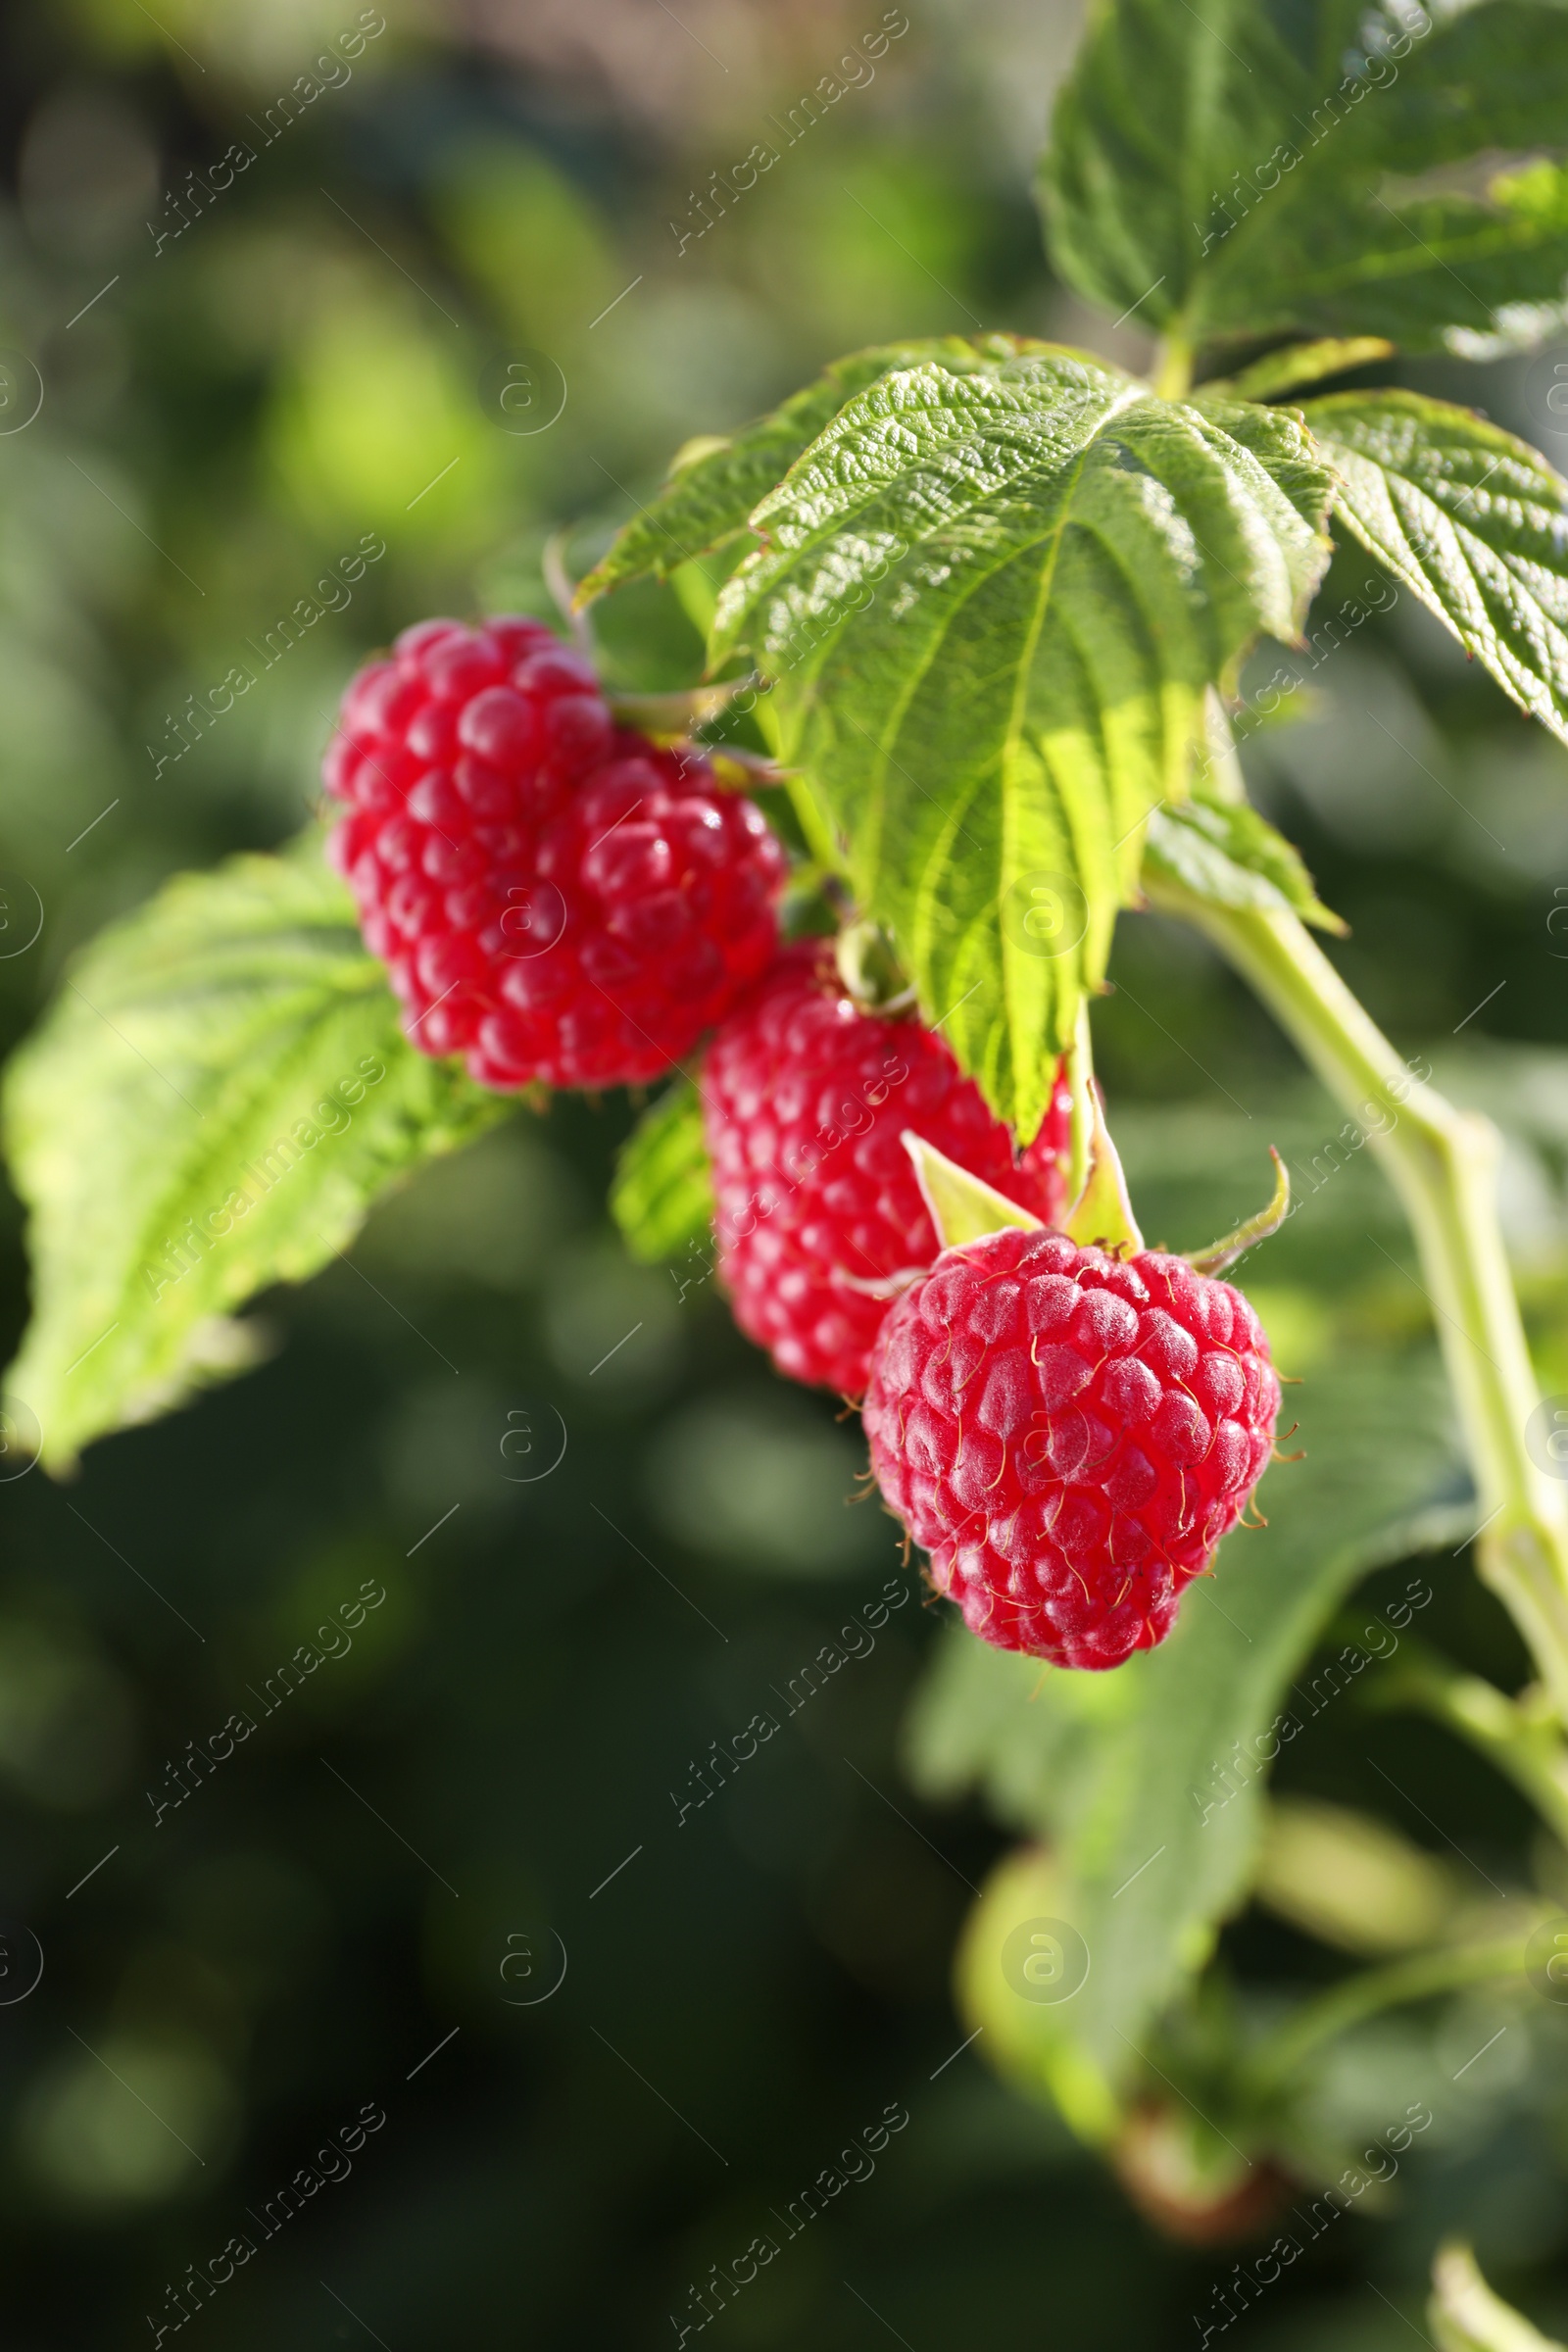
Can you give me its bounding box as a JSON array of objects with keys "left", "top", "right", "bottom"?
[
  {"left": 701, "top": 940, "right": 1072, "bottom": 1396},
  {"left": 325, "top": 617, "right": 786, "bottom": 1091},
  {"left": 862, "top": 1226, "right": 1279, "bottom": 1670},
  {"left": 328, "top": 614, "right": 1278, "bottom": 1672}
]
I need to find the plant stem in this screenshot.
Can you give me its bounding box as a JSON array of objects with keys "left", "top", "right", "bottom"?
[
  {"left": 1371, "top": 1641, "right": 1568, "bottom": 1847},
  {"left": 1153, "top": 324, "right": 1196, "bottom": 400},
  {"left": 1248, "top": 1936, "right": 1530, "bottom": 2091},
  {"left": 1429, "top": 2241, "right": 1564, "bottom": 2352},
  {"left": 1144, "top": 877, "right": 1568, "bottom": 1718},
  {"left": 607, "top": 680, "right": 760, "bottom": 733}
]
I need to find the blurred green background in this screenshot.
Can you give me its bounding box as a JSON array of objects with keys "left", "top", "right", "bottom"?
[{"left": 3, "top": 0, "right": 1568, "bottom": 2344}]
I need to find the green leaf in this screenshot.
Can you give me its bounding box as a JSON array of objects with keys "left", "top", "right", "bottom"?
[
  {"left": 1377, "top": 5, "right": 1568, "bottom": 172},
  {"left": 906, "top": 1353, "right": 1467, "bottom": 2081},
  {"left": 1042, "top": 0, "right": 1568, "bottom": 354},
  {"left": 1304, "top": 389, "right": 1568, "bottom": 744},
  {"left": 574, "top": 336, "right": 1055, "bottom": 606},
  {"left": 1040, "top": 0, "right": 1309, "bottom": 338},
  {"left": 3, "top": 837, "right": 509, "bottom": 1470},
  {"left": 712, "top": 351, "right": 1334, "bottom": 1141},
  {"left": 609, "top": 1077, "right": 714, "bottom": 1264},
  {"left": 1210, "top": 158, "right": 1568, "bottom": 357},
  {"left": 1142, "top": 799, "right": 1346, "bottom": 931}
]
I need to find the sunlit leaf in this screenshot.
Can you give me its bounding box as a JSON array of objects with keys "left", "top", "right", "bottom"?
[
  {"left": 4, "top": 837, "right": 508, "bottom": 1470},
  {"left": 1041, "top": 0, "right": 1310, "bottom": 337},
  {"left": 1043, "top": 0, "right": 1568, "bottom": 354},
  {"left": 575, "top": 337, "right": 1055, "bottom": 606},
  {"left": 1304, "top": 389, "right": 1568, "bottom": 743},
  {"left": 1142, "top": 799, "right": 1345, "bottom": 931},
  {"left": 713, "top": 352, "right": 1333, "bottom": 1140}
]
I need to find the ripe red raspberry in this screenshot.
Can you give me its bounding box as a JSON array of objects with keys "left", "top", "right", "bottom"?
[
  {"left": 324, "top": 615, "right": 786, "bottom": 1091},
  {"left": 701, "top": 940, "right": 1073, "bottom": 1396},
  {"left": 862, "top": 1227, "right": 1279, "bottom": 1670}
]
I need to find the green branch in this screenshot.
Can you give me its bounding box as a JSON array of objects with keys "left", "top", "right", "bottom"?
[
  {"left": 1144, "top": 876, "right": 1568, "bottom": 1717},
  {"left": 1371, "top": 1641, "right": 1568, "bottom": 1849},
  {"left": 1249, "top": 1936, "right": 1529, "bottom": 2092},
  {"left": 1431, "top": 2241, "right": 1568, "bottom": 2352}
]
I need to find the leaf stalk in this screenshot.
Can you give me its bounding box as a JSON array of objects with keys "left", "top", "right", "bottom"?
[{"left": 1153, "top": 324, "right": 1196, "bottom": 401}]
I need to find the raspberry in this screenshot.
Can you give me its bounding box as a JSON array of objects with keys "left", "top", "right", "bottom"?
[
  {"left": 862, "top": 1226, "right": 1279, "bottom": 1670},
  {"left": 701, "top": 940, "right": 1073, "bottom": 1396},
  {"left": 324, "top": 616, "right": 787, "bottom": 1091}
]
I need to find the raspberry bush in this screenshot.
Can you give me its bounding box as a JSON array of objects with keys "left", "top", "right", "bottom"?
[{"left": 11, "top": 0, "right": 1568, "bottom": 2303}]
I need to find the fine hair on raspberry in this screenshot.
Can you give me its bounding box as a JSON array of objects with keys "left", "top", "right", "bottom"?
[
  {"left": 863, "top": 1225, "right": 1279, "bottom": 1670},
  {"left": 701, "top": 940, "right": 1073, "bottom": 1396},
  {"left": 325, "top": 615, "right": 787, "bottom": 1092}
]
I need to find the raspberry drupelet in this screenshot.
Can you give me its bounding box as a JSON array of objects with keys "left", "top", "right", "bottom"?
[
  {"left": 701, "top": 939, "right": 1074, "bottom": 1396},
  {"left": 862, "top": 1226, "right": 1279, "bottom": 1670},
  {"left": 324, "top": 616, "right": 787, "bottom": 1092}
]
